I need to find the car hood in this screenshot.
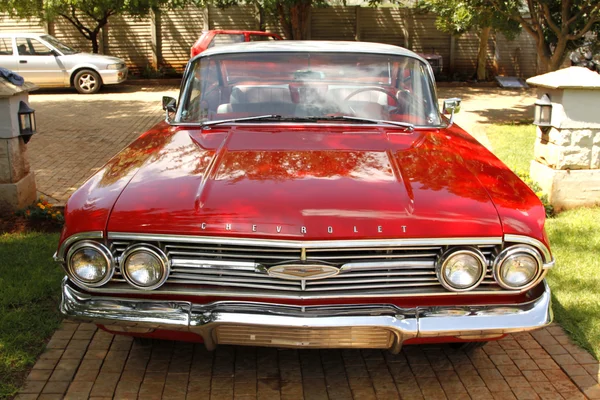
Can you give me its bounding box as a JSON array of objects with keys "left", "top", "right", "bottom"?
[
  {"left": 59, "top": 52, "right": 124, "bottom": 65},
  {"left": 99, "top": 124, "right": 525, "bottom": 240}
]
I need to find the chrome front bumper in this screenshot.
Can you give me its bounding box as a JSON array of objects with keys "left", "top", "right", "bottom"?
[{"left": 60, "top": 279, "right": 552, "bottom": 353}]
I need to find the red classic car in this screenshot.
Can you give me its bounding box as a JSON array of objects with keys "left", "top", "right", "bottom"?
[
  {"left": 190, "top": 29, "right": 282, "bottom": 58},
  {"left": 57, "top": 41, "right": 553, "bottom": 353}
]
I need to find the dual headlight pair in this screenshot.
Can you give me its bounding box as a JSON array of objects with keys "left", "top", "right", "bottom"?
[
  {"left": 437, "top": 245, "right": 543, "bottom": 292},
  {"left": 66, "top": 241, "right": 169, "bottom": 290}
]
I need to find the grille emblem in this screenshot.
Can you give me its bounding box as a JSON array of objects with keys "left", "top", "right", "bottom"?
[{"left": 268, "top": 264, "right": 339, "bottom": 281}]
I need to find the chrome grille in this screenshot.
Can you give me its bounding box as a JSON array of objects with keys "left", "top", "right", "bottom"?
[
  {"left": 109, "top": 239, "right": 501, "bottom": 294},
  {"left": 216, "top": 325, "right": 394, "bottom": 349}
]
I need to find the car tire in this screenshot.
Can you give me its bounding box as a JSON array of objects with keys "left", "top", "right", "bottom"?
[
  {"left": 448, "top": 341, "right": 488, "bottom": 353},
  {"left": 74, "top": 69, "right": 102, "bottom": 94}
]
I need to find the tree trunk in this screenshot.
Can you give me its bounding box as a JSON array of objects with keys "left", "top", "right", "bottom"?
[
  {"left": 90, "top": 31, "right": 99, "bottom": 53},
  {"left": 476, "top": 26, "right": 491, "bottom": 81}
]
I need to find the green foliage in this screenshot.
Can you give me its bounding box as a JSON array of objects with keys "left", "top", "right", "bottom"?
[
  {"left": 16, "top": 196, "right": 64, "bottom": 225},
  {"left": 417, "top": 0, "right": 520, "bottom": 38},
  {"left": 0, "top": 0, "right": 187, "bottom": 53},
  {"left": 0, "top": 232, "right": 63, "bottom": 398},
  {"left": 487, "top": 0, "right": 600, "bottom": 72},
  {"left": 545, "top": 207, "right": 600, "bottom": 359}
]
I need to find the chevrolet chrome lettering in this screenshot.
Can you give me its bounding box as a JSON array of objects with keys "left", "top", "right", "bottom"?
[
  {"left": 56, "top": 41, "right": 553, "bottom": 353},
  {"left": 197, "top": 223, "right": 403, "bottom": 234}
]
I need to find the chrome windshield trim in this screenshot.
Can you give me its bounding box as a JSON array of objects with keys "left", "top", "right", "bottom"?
[
  {"left": 55, "top": 231, "right": 104, "bottom": 263},
  {"left": 107, "top": 232, "right": 503, "bottom": 249},
  {"left": 503, "top": 234, "right": 553, "bottom": 265}
]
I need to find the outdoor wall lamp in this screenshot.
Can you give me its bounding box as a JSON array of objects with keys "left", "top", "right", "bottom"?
[
  {"left": 18, "top": 100, "right": 36, "bottom": 144},
  {"left": 533, "top": 94, "right": 552, "bottom": 130}
]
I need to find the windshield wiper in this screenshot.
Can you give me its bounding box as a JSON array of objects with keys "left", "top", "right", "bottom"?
[
  {"left": 201, "top": 115, "right": 313, "bottom": 128},
  {"left": 200, "top": 114, "right": 414, "bottom": 131},
  {"left": 316, "top": 116, "right": 414, "bottom": 131}
]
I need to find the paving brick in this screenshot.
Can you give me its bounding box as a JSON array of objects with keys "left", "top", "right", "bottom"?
[{"left": 42, "top": 380, "right": 70, "bottom": 394}]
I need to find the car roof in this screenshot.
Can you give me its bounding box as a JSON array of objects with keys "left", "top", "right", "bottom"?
[
  {"left": 198, "top": 40, "right": 427, "bottom": 62},
  {"left": 204, "top": 30, "right": 280, "bottom": 36}
]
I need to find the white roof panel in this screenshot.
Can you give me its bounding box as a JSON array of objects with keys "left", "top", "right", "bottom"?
[{"left": 197, "top": 41, "right": 426, "bottom": 63}]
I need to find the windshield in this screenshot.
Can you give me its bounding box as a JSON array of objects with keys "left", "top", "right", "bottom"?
[
  {"left": 41, "top": 35, "right": 78, "bottom": 55},
  {"left": 178, "top": 52, "right": 441, "bottom": 126}
]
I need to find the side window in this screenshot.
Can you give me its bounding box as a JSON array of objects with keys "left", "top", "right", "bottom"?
[
  {"left": 0, "top": 38, "right": 13, "bottom": 55},
  {"left": 16, "top": 38, "right": 53, "bottom": 56},
  {"left": 249, "top": 35, "right": 277, "bottom": 42},
  {"left": 208, "top": 34, "right": 244, "bottom": 48}
]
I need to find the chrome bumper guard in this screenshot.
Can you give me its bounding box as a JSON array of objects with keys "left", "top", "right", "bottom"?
[{"left": 60, "top": 279, "right": 552, "bottom": 353}]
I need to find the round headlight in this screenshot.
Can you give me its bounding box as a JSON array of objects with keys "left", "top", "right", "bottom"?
[
  {"left": 437, "top": 248, "right": 486, "bottom": 291},
  {"left": 67, "top": 241, "right": 114, "bottom": 287},
  {"left": 494, "top": 246, "right": 542, "bottom": 290},
  {"left": 121, "top": 245, "right": 169, "bottom": 290}
]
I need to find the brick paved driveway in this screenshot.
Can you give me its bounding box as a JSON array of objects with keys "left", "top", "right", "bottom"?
[
  {"left": 21, "top": 84, "right": 600, "bottom": 399},
  {"left": 28, "top": 82, "right": 178, "bottom": 202},
  {"left": 18, "top": 322, "right": 600, "bottom": 399}
]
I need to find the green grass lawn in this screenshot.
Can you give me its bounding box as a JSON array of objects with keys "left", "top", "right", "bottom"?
[
  {"left": 0, "top": 232, "right": 63, "bottom": 398},
  {"left": 487, "top": 124, "right": 600, "bottom": 359}
]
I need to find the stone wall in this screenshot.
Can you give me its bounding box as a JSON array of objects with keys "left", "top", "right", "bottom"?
[{"left": 534, "top": 128, "right": 600, "bottom": 170}]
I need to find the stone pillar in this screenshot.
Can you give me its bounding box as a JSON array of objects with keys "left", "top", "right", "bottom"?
[
  {"left": 0, "top": 79, "right": 38, "bottom": 212},
  {"left": 527, "top": 67, "right": 600, "bottom": 210}
]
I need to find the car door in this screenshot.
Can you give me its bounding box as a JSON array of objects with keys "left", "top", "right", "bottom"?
[
  {"left": 15, "top": 37, "right": 66, "bottom": 86},
  {"left": 0, "top": 36, "right": 19, "bottom": 72}
]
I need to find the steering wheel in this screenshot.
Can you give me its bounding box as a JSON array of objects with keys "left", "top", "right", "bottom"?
[{"left": 343, "top": 86, "right": 400, "bottom": 107}]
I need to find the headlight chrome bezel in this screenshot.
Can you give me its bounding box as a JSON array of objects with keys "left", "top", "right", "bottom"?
[
  {"left": 120, "top": 244, "right": 170, "bottom": 290},
  {"left": 493, "top": 245, "right": 543, "bottom": 290},
  {"left": 66, "top": 240, "right": 115, "bottom": 288},
  {"left": 436, "top": 247, "right": 487, "bottom": 292}
]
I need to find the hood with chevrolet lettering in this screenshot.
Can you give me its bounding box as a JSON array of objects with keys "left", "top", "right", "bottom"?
[{"left": 60, "top": 122, "right": 547, "bottom": 244}]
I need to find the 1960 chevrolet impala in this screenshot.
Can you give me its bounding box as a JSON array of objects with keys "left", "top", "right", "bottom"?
[{"left": 56, "top": 41, "right": 553, "bottom": 353}]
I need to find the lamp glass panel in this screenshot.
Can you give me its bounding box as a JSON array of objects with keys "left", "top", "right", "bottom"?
[
  {"left": 19, "top": 113, "right": 31, "bottom": 132},
  {"left": 540, "top": 105, "right": 551, "bottom": 124}
]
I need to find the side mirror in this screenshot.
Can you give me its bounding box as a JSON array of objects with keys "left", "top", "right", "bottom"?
[
  {"left": 442, "top": 97, "right": 461, "bottom": 126},
  {"left": 162, "top": 96, "right": 177, "bottom": 112},
  {"left": 442, "top": 98, "right": 461, "bottom": 115},
  {"left": 51, "top": 49, "right": 60, "bottom": 57},
  {"left": 162, "top": 96, "right": 177, "bottom": 122}
]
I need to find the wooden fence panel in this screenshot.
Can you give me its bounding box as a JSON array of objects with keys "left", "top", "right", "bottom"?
[
  {"left": 162, "top": 6, "right": 205, "bottom": 71},
  {"left": 410, "top": 11, "right": 451, "bottom": 70},
  {"left": 359, "top": 7, "right": 406, "bottom": 47},
  {"left": 311, "top": 7, "right": 356, "bottom": 41},
  {"left": 209, "top": 5, "right": 256, "bottom": 30},
  {"left": 52, "top": 15, "right": 95, "bottom": 53},
  {"left": 0, "top": 14, "right": 45, "bottom": 33},
  {"left": 495, "top": 32, "right": 537, "bottom": 77},
  {"left": 106, "top": 15, "right": 153, "bottom": 72}
]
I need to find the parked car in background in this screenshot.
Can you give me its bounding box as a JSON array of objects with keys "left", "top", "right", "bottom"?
[
  {"left": 420, "top": 53, "right": 443, "bottom": 78},
  {"left": 190, "top": 29, "right": 282, "bottom": 57},
  {"left": 0, "top": 33, "right": 128, "bottom": 94},
  {"left": 58, "top": 41, "right": 553, "bottom": 353}
]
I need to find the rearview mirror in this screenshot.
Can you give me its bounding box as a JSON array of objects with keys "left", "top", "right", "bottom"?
[
  {"left": 443, "top": 98, "right": 461, "bottom": 115},
  {"left": 162, "top": 96, "right": 177, "bottom": 122}
]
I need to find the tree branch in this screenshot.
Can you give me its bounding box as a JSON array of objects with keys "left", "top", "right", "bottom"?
[
  {"left": 566, "top": 3, "right": 598, "bottom": 27},
  {"left": 566, "top": 14, "right": 600, "bottom": 40},
  {"left": 541, "top": 3, "right": 561, "bottom": 36},
  {"left": 59, "top": 8, "right": 92, "bottom": 40}
]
